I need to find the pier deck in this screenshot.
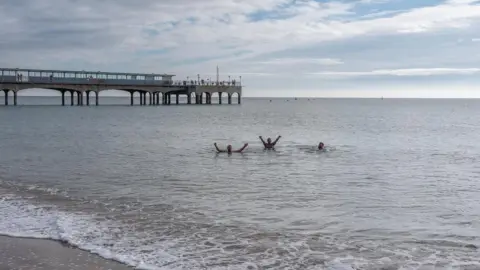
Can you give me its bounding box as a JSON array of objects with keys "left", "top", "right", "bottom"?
[{"left": 0, "top": 68, "right": 242, "bottom": 106}]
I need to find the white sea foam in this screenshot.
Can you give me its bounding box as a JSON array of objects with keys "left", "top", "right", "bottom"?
[
  {"left": 1, "top": 192, "right": 479, "bottom": 270},
  {"left": 0, "top": 193, "right": 376, "bottom": 270},
  {"left": 0, "top": 194, "right": 178, "bottom": 269}
]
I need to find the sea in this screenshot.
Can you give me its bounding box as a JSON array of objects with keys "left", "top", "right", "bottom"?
[{"left": 1, "top": 96, "right": 480, "bottom": 269}]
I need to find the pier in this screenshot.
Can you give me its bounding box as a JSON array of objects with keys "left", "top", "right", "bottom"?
[{"left": 0, "top": 67, "right": 242, "bottom": 106}]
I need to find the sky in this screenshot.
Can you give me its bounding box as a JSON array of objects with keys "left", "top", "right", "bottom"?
[{"left": 2, "top": 0, "right": 480, "bottom": 98}]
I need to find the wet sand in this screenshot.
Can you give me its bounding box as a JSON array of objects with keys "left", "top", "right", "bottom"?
[{"left": 0, "top": 235, "right": 132, "bottom": 270}]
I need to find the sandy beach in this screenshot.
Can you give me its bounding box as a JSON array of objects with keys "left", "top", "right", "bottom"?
[{"left": 0, "top": 236, "right": 132, "bottom": 270}]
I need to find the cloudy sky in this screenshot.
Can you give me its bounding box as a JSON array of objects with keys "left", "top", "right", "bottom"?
[{"left": 2, "top": 0, "right": 480, "bottom": 97}]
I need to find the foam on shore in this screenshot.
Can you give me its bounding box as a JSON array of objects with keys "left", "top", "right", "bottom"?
[{"left": 0, "top": 193, "right": 175, "bottom": 270}]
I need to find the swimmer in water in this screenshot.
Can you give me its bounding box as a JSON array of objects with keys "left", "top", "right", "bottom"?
[
  {"left": 259, "top": 135, "right": 281, "bottom": 150},
  {"left": 214, "top": 143, "right": 248, "bottom": 153},
  {"left": 318, "top": 142, "right": 325, "bottom": 150}
]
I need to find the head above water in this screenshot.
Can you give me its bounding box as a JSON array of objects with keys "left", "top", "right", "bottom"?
[
  {"left": 227, "top": 145, "right": 232, "bottom": 152},
  {"left": 318, "top": 142, "right": 324, "bottom": 149},
  {"left": 267, "top": 137, "right": 272, "bottom": 143}
]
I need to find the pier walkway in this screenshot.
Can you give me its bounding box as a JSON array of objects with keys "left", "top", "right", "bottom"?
[{"left": 0, "top": 68, "right": 242, "bottom": 106}]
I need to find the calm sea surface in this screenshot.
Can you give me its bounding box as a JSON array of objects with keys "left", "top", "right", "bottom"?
[{"left": 1, "top": 97, "right": 480, "bottom": 269}]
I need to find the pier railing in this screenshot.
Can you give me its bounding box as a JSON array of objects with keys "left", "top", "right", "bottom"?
[
  {"left": 0, "top": 75, "right": 177, "bottom": 86},
  {"left": 0, "top": 68, "right": 175, "bottom": 86},
  {"left": 170, "top": 80, "right": 241, "bottom": 87},
  {"left": 0, "top": 68, "right": 242, "bottom": 87}
]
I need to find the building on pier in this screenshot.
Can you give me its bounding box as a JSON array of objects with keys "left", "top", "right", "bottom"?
[{"left": 0, "top": 67, "right": 242, "bottom": 106}]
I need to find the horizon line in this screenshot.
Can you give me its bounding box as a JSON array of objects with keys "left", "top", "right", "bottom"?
[{"left": 9, "top": 95, "right": 480, "bottom": 99}]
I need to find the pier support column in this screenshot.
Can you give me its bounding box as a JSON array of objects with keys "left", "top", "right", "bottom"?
[
  {"left": 149, "top": 93, "right": 152, "bottom": 105},
  {"left": 208, "top": 93, "right": 211, "bottom": 104},
  {"left": 61, "top": 91, "right": 65, "bottom": 106},
  {"left": 3, "top": 90, "right": 9, "bottom": 105},
  {"left": 219, "top": 92, "right": 222, "bottom": 104},
  {"left": 143, "top": 92, "right": 147, "bottom": 106},
  {"left": 86, "top": 91, "right": 90, "bottom": 106},
  {"left": 176, "top": 94, "right": 179, "bottom": 105},
  {"left": 187, "top": 94, "right": 191, "bottom": 104},
  {"left": 168, "top": 94, "right": 171, "bottom": 105},
  {"left": 13, "top": 91, "right": 17, "bottom": 106},
  {"left": 95, "top": 92, "right": 99, "bottom": 106},
  {"left": 130, "top": 92, "right": 134, "bottom": 106},
  {"left": 238, "top": 94, "right": 241, "bottom": 104},
  {"left": 76, "top": 92, "right": 80, "bottom": 106},
  {"left": 70, "top": 91, "right": 74, "bottom": 106},
  {"left": 156, "top": 93, "right": 160, "bottom": 105},
  {"left": 228, "top": 94, "right": 232, "bottom": 104}
]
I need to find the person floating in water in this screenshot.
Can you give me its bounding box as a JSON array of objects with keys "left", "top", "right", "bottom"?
[
  {"left": 214, "top": 143, "right": 248, "bottom": 153},
  {"left": 318, "top": 142, "right": 325, "bottom": 150},
  {"left": 259, "top": 135, "right": 281, "bottom": 150}
]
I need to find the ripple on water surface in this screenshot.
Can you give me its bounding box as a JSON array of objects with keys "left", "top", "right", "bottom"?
[{"left": 1, "top": 99, "right": 480, "bottom": 269}]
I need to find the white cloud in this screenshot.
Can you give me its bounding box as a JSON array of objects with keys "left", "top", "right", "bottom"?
[
  {"left": 3, "top": 0, "right": 480, "bottom": 66},
  {"left": 358, "top": 0, "right": 390, "bottom": 3},
  {"left": 2, "top": 0, "right": 480, "bottom": 97},
  {"left": 308, "top": 68, "right": 480, "bottom": 78},
  {"left": 446, "top": 0, "right": 480, "bottom": 4},
  {"left": 257, "top": 58, "right": 343, "bottom": 65}
]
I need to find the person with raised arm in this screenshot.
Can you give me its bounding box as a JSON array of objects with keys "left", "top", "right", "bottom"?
[
  {"left": 259, "top": 135, "right": 281, "bottom": 150},
  {"left": 214, "top": 142, "right": 249, "bottom": 153}
]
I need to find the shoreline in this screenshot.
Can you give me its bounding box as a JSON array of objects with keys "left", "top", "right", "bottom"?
[{"left": 0, "top": 235, "right": 133, "bottom": 270}]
